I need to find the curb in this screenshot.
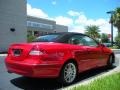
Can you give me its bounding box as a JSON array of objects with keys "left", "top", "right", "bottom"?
[{"left": 111, "top": 49, "right": 120, "bottom": 54}]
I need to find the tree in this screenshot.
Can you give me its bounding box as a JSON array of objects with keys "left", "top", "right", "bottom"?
[
  {"left": 112, "top": 7, "right": 120, "bottom": 34},
  {"left": 85, "top": 25, "right": 100, "bottom": 40},
  {"left": 111, "top": 7, "right": 120, "bottom": 48},
  {"left": 115, "top": 33, "right": 120, "bottom": 48},
  {"left": 101, "top": 33, "right": 110, "bottom": 43}
]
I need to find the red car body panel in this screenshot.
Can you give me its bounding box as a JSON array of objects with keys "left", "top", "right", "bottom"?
[{"left": 5, "top": 41, "right": 113, "bottom": 78}]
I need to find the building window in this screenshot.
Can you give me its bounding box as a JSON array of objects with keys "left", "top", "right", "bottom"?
[
  {"left": 27, "top": 21, "right": 53, "bottom": 30},
  {"left": 34, "top": 31, "right": 40, "bottom": 37}
]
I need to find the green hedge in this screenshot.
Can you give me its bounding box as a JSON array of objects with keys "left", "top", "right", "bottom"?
[{"left": 27, "top": 35, "right": 36, "bottom": 42}]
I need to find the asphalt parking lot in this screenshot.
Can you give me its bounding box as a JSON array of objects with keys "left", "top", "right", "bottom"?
[{"left": 0, "top": 54, "right": 120, "bottom": 90}]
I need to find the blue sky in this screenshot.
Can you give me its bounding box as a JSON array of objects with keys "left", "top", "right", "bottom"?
[{"left": 27, "top": 0, "right": 120, "bottom": 36}]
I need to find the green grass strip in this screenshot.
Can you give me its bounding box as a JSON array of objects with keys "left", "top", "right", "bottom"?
[{"left": 73, "top": 72, "right": 120, "bottom": 90}]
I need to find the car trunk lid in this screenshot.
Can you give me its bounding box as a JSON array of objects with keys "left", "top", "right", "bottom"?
[{"left": 8, "top": 43, "right": 34, "bottom": 61}]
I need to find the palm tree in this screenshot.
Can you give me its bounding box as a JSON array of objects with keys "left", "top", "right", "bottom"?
[
  {"left": 85, "top": 25, "right": 100, "bottom": 40},
  {"left": 101, "top": 33, "right": 110, "bottom": 43},
  {"left": 111, "top": 7, "right": 120, "bottom": 34},
  {"left": 110, "top": 7, "right": 120, "bottom": 47}
]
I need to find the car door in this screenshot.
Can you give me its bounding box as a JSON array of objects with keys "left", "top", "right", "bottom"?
[
  {"left": 68, "top": 35, "right": 93, "bottom": 71},
  {"left": 82, "top": 36, "right": 103, "bottom": 68}
]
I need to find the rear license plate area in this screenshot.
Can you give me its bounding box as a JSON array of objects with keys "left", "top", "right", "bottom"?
[{"left": 12, "top": 49, "right": 22, "bottom": 56}]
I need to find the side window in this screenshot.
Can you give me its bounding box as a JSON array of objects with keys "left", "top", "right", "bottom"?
[
  {"left": 68, "top": 35, "right": 85, "bottom": 45},
  {"left": 83, "top": 36, "right": 98, "bottom": 46}
]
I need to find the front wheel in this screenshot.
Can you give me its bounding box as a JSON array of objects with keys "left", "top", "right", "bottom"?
[
  {"left": 107, "top": 55, "right": 114, "bottom": 68},
  {"left": 59, "top": 62, "right": 77, "bottom": 85}
]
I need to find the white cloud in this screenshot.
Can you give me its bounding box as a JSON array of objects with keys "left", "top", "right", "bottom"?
[
  {"left": 54, "top": 16, "right": 73, "bottom": 26},
  {"left": 69, "top": 25, "right": 85, "bottom": 33},
  {"left": 68, "top": 21, "right": 113, "bottom": 35},
  {"left": 27, "top": 4, "right": 48, "bottom": 18},
  {"left": 74, "top": 13, "right": 115, "bottom": 34},
  {"left": 52, "top": 1, "right": 57, "bottom": 5},
  {"left": 75, "top": 14, "right": 87, "bottom": 25},
  {"left": 26, "top": 4, "right": 117, "bottom": 36},
  {"left": 68, "top": 10, "right": 82, "bottom": 16},
  {"left": 86, "top": 19, "right": 108, "bottom": 26},
  {"left": 99, "top": 23, "right": 111, "bottom": 34},
  {"left": 75, "top": 14, "right": 108, "bottom": 26},
  {"left": 27, "top": 4, "right": 73, "bottom": 26}
]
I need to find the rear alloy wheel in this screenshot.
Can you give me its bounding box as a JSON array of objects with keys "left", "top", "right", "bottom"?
[
  {"left": 59, "top": 62, "right": 77, "bottom": 85},
  {"left": 107, "top": 55, "right": 114, "bottom": 68}
]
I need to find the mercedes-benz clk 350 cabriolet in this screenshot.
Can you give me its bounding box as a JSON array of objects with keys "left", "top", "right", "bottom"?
[{"left": 5, "top": 32, "right": 115, "bottom": 85}]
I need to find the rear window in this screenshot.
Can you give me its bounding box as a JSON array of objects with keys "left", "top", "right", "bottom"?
[{"left": 33, "top": 34, "right": 60, "bottom": 42}]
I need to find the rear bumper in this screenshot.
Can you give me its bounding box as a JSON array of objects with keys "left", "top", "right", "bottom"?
[{"left": 5, "top": 60, "right": 62, "bottom": 78}]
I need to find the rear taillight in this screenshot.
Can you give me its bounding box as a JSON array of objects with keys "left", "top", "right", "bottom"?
[
  {"left": 29, "top": 50, "right": 43, "bottom": 55},
  {"left": 29, "top": 45, "right": 44, "bottom": 56}
]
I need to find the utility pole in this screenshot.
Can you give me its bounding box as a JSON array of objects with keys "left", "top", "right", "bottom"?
[{"left": 106, "top": 11, "right": 115, "bottom": 47}]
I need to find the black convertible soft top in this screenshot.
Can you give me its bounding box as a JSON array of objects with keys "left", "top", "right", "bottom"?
[{"left": 33, "top": 32, "right": 87, "bottom": 43}]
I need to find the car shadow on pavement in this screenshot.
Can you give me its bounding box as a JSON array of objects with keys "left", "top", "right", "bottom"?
[{"left": 10, "top": 66, "right": 115, "bottom": 90}]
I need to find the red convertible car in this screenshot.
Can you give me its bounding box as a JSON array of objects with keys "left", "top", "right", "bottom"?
[{"left": 5, "top": 32, "right": 115, "bottom": 85}]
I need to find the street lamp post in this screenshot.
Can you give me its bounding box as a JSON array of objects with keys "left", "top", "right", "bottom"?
[{"left": 107, "top": 11, "right": 114, "bottom": 47}]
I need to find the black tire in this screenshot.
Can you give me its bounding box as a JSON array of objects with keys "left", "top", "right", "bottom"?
[
  {"left": 59, "top": 61, "right": 77, "bottom": 85},
  {"left": 107, "top": 55, "right": 114, "bottom": 68}
]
